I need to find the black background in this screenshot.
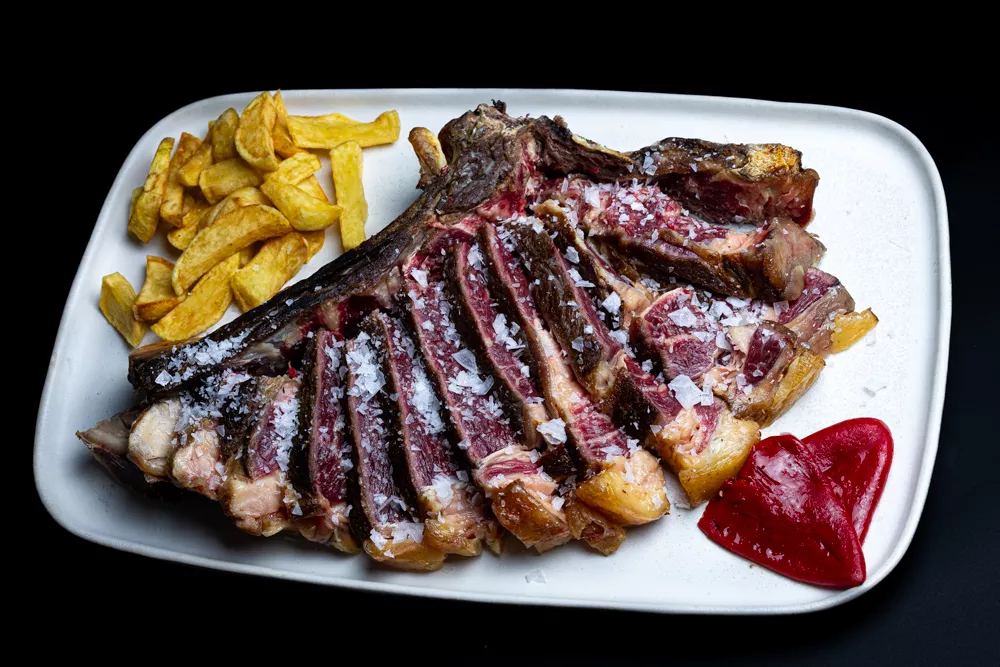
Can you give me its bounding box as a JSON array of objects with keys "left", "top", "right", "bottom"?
[{"left": 23, "top": 44, "right": 998, "bottom": 663}]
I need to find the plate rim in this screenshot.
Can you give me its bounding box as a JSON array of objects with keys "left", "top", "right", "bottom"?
[{"left": 34, "top": 88, "right": 952, "bottom": 615}]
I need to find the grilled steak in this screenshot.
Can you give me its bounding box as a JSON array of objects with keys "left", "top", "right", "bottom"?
[{"left": 80, "top": 101, "right": 874, "bottom": 564}]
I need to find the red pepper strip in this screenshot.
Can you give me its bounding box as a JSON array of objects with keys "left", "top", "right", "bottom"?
[
  {"left": 699, "top": 435, "right": 866, "bottom": 588},
  {"left": 803, "top": 418, "right": 893, "bottom": 543}
]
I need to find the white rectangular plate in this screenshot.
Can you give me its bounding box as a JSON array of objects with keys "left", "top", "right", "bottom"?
[{"left": 34, "top": 89, "right": 950, "bottom": 614}]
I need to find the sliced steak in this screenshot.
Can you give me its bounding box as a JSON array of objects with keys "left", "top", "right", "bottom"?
[
  {"left": 446, "top": 239, "right": 550, "bottom": 449},
  {"left": 774, "top": 268, "right": 855, "bottom": 356},
  {"left": 540, "top": 178, "right": 823, "bottom": 301},
  {"left": 404, "top": 229, "right": 571, "bottom": 552},
  {"left": 344, "top": 331, "right": 446, "bottom": 570},
  {"left": 369, "top": 311, "right": 500, "bottom": 556},
  {"left": 509, "top": 217, "right": 624, "bottom": 398},
  {"left": 289, "top": 328, "right": 359, "bottom": 553},
  {"left": 480, "top": 223, "right": 668, "bottom": 531},
  {"left": 218, "top": 375, "right": 299, "bottom": 537},
  {"left": 637, "top": 138, "right": 820, "bottom": 226}
]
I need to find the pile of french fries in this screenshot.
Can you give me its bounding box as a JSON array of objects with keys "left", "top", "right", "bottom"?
[{"left": 100, "top": 91, "right": 400, "bottom": 346}]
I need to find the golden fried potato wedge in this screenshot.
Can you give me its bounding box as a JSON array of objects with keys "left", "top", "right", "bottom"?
[
  {"left": 231, "top": 233, "right": 308, "bottom": 311},
  {"left": 301, "top": 230, "right": 324, "bottom": 259},
  {"left": 289, "top": 110, "right": 399, "bottom": 149},
  {"left": 180, "top": 199, "right": 211, "bottom": 229},
  {"left": 100, "top": 273, "right": 147, "bottom": 347},
  {"left": 160, "top": 133, "right": 203, "bottom": 226},
  {"left": 128, "top": 138, "right": 174, "bottom": 243},
  {"left": 128, "top": 186, "right": 142, "bottom": 220},
  {"left": 173, "top": 204, "right": 291, "bottom": 294},
  {"left": 264, "top": 152, "right": 321, "bottom": 185},
  {"left": 170, "top": 186, "right": 270, "bottom": 250},
  {"left": 831, "top": 308, "right": 879, "bottom": 353},
  {"left": 330, "top": 141, "right": 368, "bottom": 251},
  {"left": 260, "top": 180, "right": 342, "bottom": 232},
  {"left": 153, "top": 253, "right": 241, "bottom": 341},
  {"left": 297, "top": 175, "right": 330, "bottom": 202},
  {"left": 135, "top": 256, "right": 185, "bottom": 321},
  {"left": 408, "top": 126, "right": 447, "bottom": 187},
  {"left": 198, "top": 158, "right": 261, "bottom": 203},
  {"left": 271, "top": 91, "right": 303, "bottom": 159},
  {"left": 235, "top": 92, "right": 279, "bottom": 172},
  {"left": 575, "top": 450, "right": 669, "bottom": 526},
  {"left": 167, "top": 220, "right": 200, "bottom": 251},
  {"left": 177, "top": 137, "right": 214, "bottom": 188},
  {"left": 286, "top": 111, "right": 357, "bottom": 148},
  {"left": 211, "top": 108, "right": 240, "bottom": 162}
]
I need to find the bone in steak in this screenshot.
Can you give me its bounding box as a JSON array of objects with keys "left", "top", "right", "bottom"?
[{"left": 81, "top": 101, "right": 873, "bottom": 566}]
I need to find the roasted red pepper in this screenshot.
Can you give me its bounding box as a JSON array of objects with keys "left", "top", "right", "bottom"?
[
  {"left": 804, "top": 418, "right": 893, "bottom": 543},
  {"left": 698, "top": 419, "right": 893, "bottom": 588}
]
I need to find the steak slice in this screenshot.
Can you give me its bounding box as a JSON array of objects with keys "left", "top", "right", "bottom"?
[
  {"left": 218, "top": 375, "right": 299, "bottom": 537},
  {"left": 446, "top": 238, "right": 550, "bottom": 449},
  {"left": 288, "top": 328, "right": 359, "bottom": 553},
  {"left": 540, "top": 178, "right": 824, "bottom": 301},
  {"left": 368, "top": 311, "right": 500, "bottom": 556},
  {"left": 509, "top": 217, "right": 625, "bottom": 398},
  {"left": 637, "top": 138, "right": 820, "bottom": 226},
  {"left": 344, "top": 331, "right": 446, "bottom": 570},
  {"left": 774, "top": 268, "right": 855, "bottom": 356},
  {"left": 404, "top": 228, "right": 571, "bottom": 552},
  {"left": 480, "top": 224, "right": 668, "bottom": 532},
  {"left": 536, "top": 197, "right": 653, "bottom": 331}
]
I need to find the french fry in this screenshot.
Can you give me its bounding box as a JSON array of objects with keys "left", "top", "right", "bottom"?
[
  {"left": 301, "top": 230, "right": 325, "bottom": 259},
  {"left": 198, "top": 158, "right": 261, "bottom": 203},
  {"left": 260, "top": 180, "right": 342, "bottom": 231},
  {"left": 128, "top": 138, "right": 175, "bottom": 243},
  {"left": 169, "top": 187, "right": 270, "bottom": 250},
  {"left": 100, "top": 273, "right": 147, "bottom": 346},
  {"left": 235, "top": 92, "right": 279, "bottom": 172},
  {"left": 330, "top": 141, "right": 368, "bottom": 251},
  {"left": 212, "top": 108, "right": 240, "bottom": 162},
  {"left": 272, "top": 91, "right": 303, "bottom": 158},
  {"left": 152, "top": 253, "right": 242, "bottom": 341},
  {"left": 297, "top": 175, "right": 330, "bottom": 202},
  {"left": 264, "top": 152, "right": 321, "bottom": 185},
  {"left": 180, "top": 199, "right": 211, "bottom": 229},
  {"left": 289, "top": 110, "right": 401, "bottom": 149},
  {"left": 287, "top": 112, "right": 358, "bottom": 148},
  {"left": 160, "top": 133, "right": 203, "bottom": 226},
  {"left": 178, "top": 136, "right": 214, "bottom": 188},
  {"left": 134, "top": 256, "right": 185, "bottom": 321},
  {"left": 231, "top": 233, "right": 308, "bottom": 311},
  {"left": 167, "top": 220, "right": 201, "bottom": 251},
  {"left": 408, "top": 127, "right": 447, "bottom": 187},
  {"left": 128, "top": 186, "right": 142, "bottom": 221},
  {"left": 172, "top": 204, "right": 292, "bottom": 294}
]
